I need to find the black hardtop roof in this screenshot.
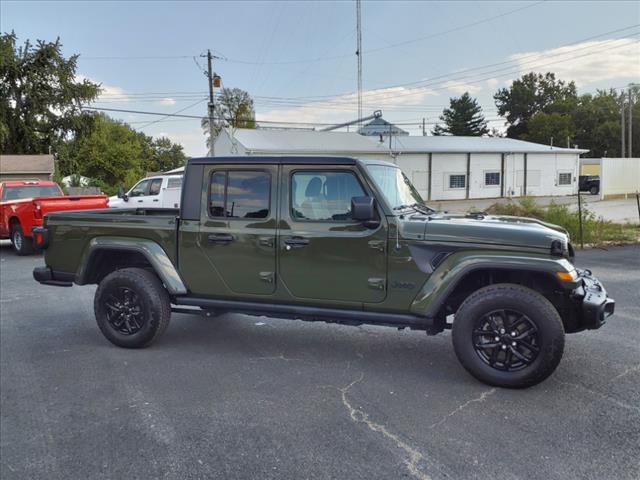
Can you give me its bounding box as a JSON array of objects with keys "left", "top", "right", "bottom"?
[{"left": 188, "top": 156, "right": 358, "bottom": 166}]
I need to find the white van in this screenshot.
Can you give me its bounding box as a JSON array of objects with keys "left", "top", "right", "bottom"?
[{"left": 108, "top": 174, "right": 183, "bottom": 209}]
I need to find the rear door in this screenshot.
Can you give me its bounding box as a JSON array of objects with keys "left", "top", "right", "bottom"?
[
  {"left": 278, "top": 165, "right": 388, "bottom": 304},
  {"left": 196, "top": 164, "right": 278, "bottom": 296}
]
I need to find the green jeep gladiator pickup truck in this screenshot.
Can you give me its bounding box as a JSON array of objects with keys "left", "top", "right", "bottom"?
[{"left": 33, "top": 156, "right": 614, "bottom": 388}]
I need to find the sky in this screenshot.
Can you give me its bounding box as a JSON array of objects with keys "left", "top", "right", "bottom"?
[{"left": 2, "top": 0, "right": 639, "bottom": 156}]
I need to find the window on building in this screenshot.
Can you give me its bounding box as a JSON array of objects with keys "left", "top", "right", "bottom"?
[
  {"left": 209, "top": 171, "right": 270, "bottom": 218},
  {"left": 448, "top": 174, "right": 466, "bottom": 189},
  {"left": 167, "top": 177, "right": 182, "bottom": 189},
  {"left": 484, "top": 172, "right": 500, "bottom": 186},
  {"left": 291, "top": 171, "right": 365, "bottom": 221},
  {"left": 558, "top": 172, "right": 572, "bottom": 186}
]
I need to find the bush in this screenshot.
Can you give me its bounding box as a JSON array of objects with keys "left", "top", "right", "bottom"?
[{"left": 486, "top": 197, "right": 639, "bottom": 247}]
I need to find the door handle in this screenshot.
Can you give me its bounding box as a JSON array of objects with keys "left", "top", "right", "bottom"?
[
  {"left": 284, "top": 237, "right": 309, "bottom": 247},
  {"left": 152, "top": 199, "right": 159, "bottom": 202},
  {"left": 208, "top": 233, "right": 235, "bottom": 243},
  {"left": 137, "top": 199, "right": 143, "bottom": 203}
]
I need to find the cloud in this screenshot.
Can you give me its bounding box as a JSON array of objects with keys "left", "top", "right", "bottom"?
[
  {"left": 76, "top": 74, "right": 131, "bottom": 101},
  {"left": 441, "top": 80, "right": 482, "bottom": 95},
  {"left": 258, "top": 85, "right": 437, "bottom": 126},
  {"left": 159, "top": 98, "right": 177, "bottom": 106},
  {"left": 510, "top": 38, "right": 640, "bottom": 86}
]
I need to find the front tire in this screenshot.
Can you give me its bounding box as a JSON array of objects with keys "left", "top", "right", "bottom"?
[
  {"left": 589, "top": 185, "right": 599, "bottom": 195},
  {"left": 94, "top": 268, "right": 171, "bottom": 348},
  {"left": 11, "top": 225, "right": 34, "bottom": 256},
  {"left": 452, "top": 283, "right": 564, "bottom": 388}
]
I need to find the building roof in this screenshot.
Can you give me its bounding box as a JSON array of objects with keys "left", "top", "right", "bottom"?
[
  {"left": 223, "top": 128, "right": 388, "bottom": 154},
  {"left": 217, "top": 129, "right": 587, "bottom": 156},
  {"left": 358, "top": 117, "right": 409, "bottom": 136},
  {"left": 390, "top": 136, "right": 588, "bottom": 154},
  {"left": 0, "top": 154, "right": 55, "bottom": 174}
]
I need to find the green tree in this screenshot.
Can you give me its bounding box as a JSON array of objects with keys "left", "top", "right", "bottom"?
[
  {"left": 57, "top": 114, "right": 151, "bottom": 193},
  {"left": 0, "top": 32, "right": 100, "bottom": 154},
  {"left": 523, "top": 112, "right": 574, "bottom": 146},
  {"left": 202, "top": 87, "right": 256, "bottom": 150},
  {"left": 494, "top": 72, "right": 577, "bottom": 139},
  {"left": 150, "top": 136, "right": 187, "bottom": 172},
  {"left": 432, "top": 92, "right": 489, "bottom": 136},
  {"left": 572, "top": 90, "right": 623, "bottom": 157}
]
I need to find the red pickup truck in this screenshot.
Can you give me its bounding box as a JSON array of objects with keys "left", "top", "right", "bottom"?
[{"left": 0, "top": 180, "right": 108, "bottom": 255}]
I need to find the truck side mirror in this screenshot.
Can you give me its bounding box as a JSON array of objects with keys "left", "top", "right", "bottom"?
[
  {"left": 351, "top": 196, "right": 379, "bottom": 228},
  {"left": 117, "top": 187, "right": 128, "bottom": 201}
]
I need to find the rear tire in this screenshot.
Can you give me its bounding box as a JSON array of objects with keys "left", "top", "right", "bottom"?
[
  {"left": 11, "top": 225, "right": 34, "bottom": 256},
  {"left": 94, "top": 268, "right": 171, "bottom": 348},
  {"left": 589, "top": 185, "right": 599, "bottom": 195},
  {"left": 452, "top": 283, "right": 564, "bottom": 388}
]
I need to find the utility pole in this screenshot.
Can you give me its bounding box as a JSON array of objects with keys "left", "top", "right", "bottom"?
[
  {"left": 207, "top": 49, "right": 216, "bottom": 156},
  {"left": 621, "top": 97, "right": 626, "bottom": 158},
  {"left": 356, "top": 0, "right": 362, "bottom": 127},
  {"left": 629, "top": 85, "right": 633, "bottom": 158}
]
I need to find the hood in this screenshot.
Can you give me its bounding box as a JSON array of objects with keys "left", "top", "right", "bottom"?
[{"left": 401, "top": 212, "right": 569, "bottom": 252}]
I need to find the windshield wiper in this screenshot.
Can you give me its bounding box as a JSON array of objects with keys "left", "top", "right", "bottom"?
[{"left": 393, "top": 203, "right": 435, "bottom": 214}]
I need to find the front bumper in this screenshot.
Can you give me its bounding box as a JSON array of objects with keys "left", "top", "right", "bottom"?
[{"left": 571, "top": 269, "right": 615, "bottom": 330}]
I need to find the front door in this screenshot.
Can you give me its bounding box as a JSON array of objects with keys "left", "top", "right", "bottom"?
[
  {"left": 127, "top": 178, "right": 163, "bottom": 208},
  {"left": 278, "top": 165, "right": 388, "bottom": 304},
  {"left": 197, "top": 165, "right": 278, "bottom": 296}
]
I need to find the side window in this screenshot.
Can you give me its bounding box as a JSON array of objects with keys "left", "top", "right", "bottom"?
[
  {"left": 148, "top": 178, "right": 163, "bottom": 196},
  {"left": 291, "top": 171, "right": 365, "bottom": 221},
  {"left": 208, "top": 170, "right": 270, "bottom": 219},
  {"left": 167, "top": 177, "right": 183, "bottom": 189},
  {"left": 129, "top": 179, "right": 150, "bottom": 197}
]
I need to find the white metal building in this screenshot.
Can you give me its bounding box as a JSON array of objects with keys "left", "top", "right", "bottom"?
[{"left": 212, "top": 128, "right": 587, "bottom": 201}]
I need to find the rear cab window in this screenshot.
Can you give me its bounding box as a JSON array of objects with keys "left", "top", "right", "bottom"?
[
  {"left": 208, "top": 170, "right": 270, "bottom": 219},
  {"left": 1, "top": 185, "right": 62, "bottom": 201}
]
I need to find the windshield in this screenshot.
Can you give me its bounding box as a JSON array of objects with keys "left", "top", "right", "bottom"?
[
  {"left": 2, "top": 185, "right": 62, "bottom": 201},
  {"left": 365, "top": 164, "right": 427, "bottom": 211}
]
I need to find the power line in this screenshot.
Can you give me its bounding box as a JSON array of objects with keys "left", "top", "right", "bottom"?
[{"left": 75, "top": 2, "right": 546, "bottom": 66}]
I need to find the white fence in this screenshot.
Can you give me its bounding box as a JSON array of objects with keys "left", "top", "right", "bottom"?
[{"left": 600, "top": 158, "right": 640, "bottom": 199}]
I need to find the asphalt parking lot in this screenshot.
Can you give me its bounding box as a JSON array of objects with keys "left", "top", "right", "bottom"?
[{"left": 1, "top": 242, "right": 639, "bottom": 480}]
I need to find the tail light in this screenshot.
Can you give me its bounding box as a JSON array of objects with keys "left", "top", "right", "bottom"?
[
  {"left": 32, "top": 227, "right": 49, "bottom": 250},
  {"left": 33, "top": 202, "right": 43, "bottom": 219}
]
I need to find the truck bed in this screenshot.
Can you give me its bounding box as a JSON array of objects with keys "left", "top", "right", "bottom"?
[{"left": 42, "top": 208, "right": 180, "bottom": 275}]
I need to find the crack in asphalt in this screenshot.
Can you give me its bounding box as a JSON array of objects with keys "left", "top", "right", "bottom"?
[
  {"left": 339, "top": 374, "right": 431, "bottom": 480},
  {"left": 428, "top": 388, "right": 497, "bottom": 430},
  {"left": 553, "top": 379, "right": 640, "bottom": 414},
  {"left": 611, "top": 364, "right": 640, "bottom": 381}
]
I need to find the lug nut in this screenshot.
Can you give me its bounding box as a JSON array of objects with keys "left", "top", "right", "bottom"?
[
  {"left": 511, "top": 331, "right": 517, "bottom": 337},
  {"left": 500, "top": 328, "right": 506, "bottom": 334},
  {"left": 511, "top": 341, "right": 516, "bottom": 347},
  {"left": 494, "top": 336, "right": 500, "bottom": 342},
  {"left": 501, "top": 345, "right": 507, "bottom": 350}
]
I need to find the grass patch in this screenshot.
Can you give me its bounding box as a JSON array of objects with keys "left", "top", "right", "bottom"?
[{"left": 485, "top": 197, "right": 640, "bottom": 248}]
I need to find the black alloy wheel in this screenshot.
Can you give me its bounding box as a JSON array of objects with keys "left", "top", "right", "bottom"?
[
  {"left": 104, "top": 287, "right": 145, "bottom": 335},
  {"left": 472, "top": 309, "right": 540, "bottom": 372}
]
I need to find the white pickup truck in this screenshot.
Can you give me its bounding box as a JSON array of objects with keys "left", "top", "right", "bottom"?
[{"left": 108, "top": 174, "right": 183, "bottom": 209}]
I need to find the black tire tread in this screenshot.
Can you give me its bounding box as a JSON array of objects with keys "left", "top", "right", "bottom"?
[
  {"left": 94, "top": 267, "right": 171, "bottom": 348},
  {"left": 452, "top": 283, "right": 565, "bottom": 389}
]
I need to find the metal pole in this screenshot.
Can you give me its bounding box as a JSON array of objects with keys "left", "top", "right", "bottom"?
[
  {"left": 356, "top": 0, "right": 362, "bottom": 127},
  {"left": 629, "top": 86, "right": 633, "bottom": 158},
  {"left": 578, "top": 191, "right": 584, "bottom": 249},
  {"left": 636, "top": 192, "right": 640, "bottom": 223},
  {"left": 207, "top": 49, "right": 216, "bottom": 156},
  {"left": 422, "top": 118, "right": 426, "bottom": 136},
  {"left": 621, "top": 98, "right": 626, "bottom": 158}
]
